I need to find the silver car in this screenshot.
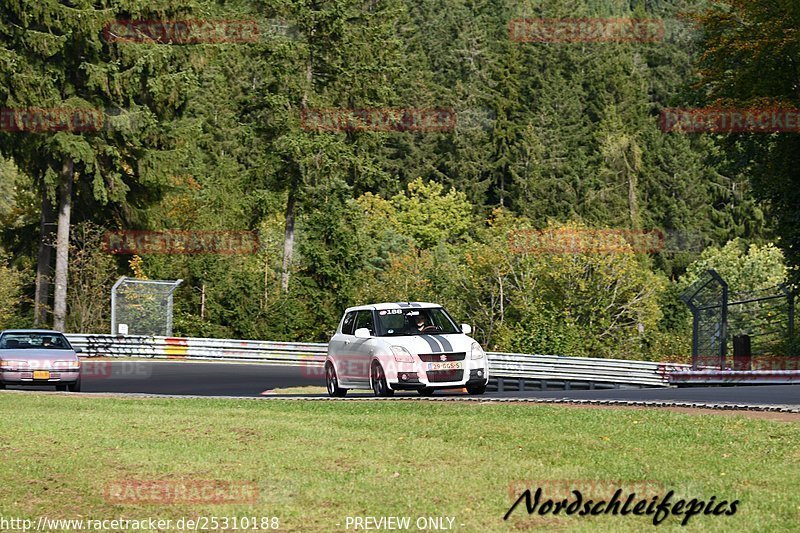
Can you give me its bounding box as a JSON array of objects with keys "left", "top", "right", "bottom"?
[{"left": 0, "top": 330, "right": 82, "bottom": 391}]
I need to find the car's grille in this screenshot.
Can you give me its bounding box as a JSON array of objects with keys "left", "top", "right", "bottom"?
[
  {"left": 417, "top": 352, "right": 466, "bottom": 362},
  {"left": 426, "top": 370, "right": 463, "bottom": 382}
]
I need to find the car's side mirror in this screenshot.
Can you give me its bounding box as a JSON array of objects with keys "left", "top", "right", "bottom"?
[
  {"left": 74, "top": 348, "right": 83, "bottom": 354},
  {"left": 461, "top": 324, "right": 472, "bottom": 335},
  {"left": 354, "top": 328, "right": 372, "bottom": 339}
]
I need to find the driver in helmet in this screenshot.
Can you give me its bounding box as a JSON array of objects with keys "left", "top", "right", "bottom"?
[{"left": 411, "top": 313, "right": 435, "bottom": 333}]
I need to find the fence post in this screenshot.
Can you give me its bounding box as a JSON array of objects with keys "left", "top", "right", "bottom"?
[
  {"left": 692, "top": 312, "right": 699, "bottom": 370},
  {"left": 110, "top": 276, "right": 125, "bottom": 335},
  {"left": 720, "top": 281, "right": 728, "bottom": 370}
]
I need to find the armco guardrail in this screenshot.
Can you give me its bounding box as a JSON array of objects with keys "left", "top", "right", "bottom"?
[
  {"left": 66, "top": 334, "right": 327, "bottom": 367},
  {"left": 669, "top": 369, "right": 800, "bottom": 386},
  {"left": 488, "top": 352, "right": 688, "bottom": 390},
  {"left": 66, "top": 334, "right": 687, "bottom": 389}
]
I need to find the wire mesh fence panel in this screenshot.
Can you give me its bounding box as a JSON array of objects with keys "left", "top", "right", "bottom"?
[
  {"left": 680, "top": 270, "right": 727, "bottom": 369},
  {"left": 111, "top": 277, "right": 182, "bottom": 336},
  {"left": 726, "top": 285, "right": 795, "bottom": 357},
  {"left": 681, "top": 270, "right": 796, "bottom": 370}
]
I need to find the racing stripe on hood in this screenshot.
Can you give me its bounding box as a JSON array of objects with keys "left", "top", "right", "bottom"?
[
  {"left": 432, "top": 335, "right": 453, "bottom": 352},
  {"left": 419, "top": 335, "right": 443, "bottom": 353}
]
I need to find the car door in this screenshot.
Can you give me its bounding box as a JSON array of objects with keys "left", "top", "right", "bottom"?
[
  {"left": 330, "top": 311, "right": 357, "bottom": 382},
  {"left": 349, "top": 309, "right": 376, "bottom": 383}
]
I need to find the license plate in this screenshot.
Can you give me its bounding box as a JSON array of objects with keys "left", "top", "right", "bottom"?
[
  {"left": 33, "top": 370, "right": 50, "bottom": 380},
  {"left": 427, "top": 361, "right": 462, "bottom": 371}
]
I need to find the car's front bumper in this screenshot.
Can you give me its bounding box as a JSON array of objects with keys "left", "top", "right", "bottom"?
[
  {"left": 386, "top": 359, "right": 488, "bottom": 389},
  {"left": 0, "top": 369, "right": 80, "bottom": 385}
]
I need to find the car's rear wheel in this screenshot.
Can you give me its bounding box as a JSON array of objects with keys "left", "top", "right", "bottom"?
[
  {"left": 371, "top": 361, "right": 394, "bottom": 397},
  {"left": 325, "top": 363, "right": 347, "bottom": 397},
  {"left": 417, "top": 387, "right": 435, "bottom": 396},
  {"left": 467, "top": 383, "right": 487, "bottom": 395},
  {"left": 68, "top": 380, "right": 81, "bottom": 392},
  {"left": 0, "top": 382, "right": 5, "bottom": 389}
]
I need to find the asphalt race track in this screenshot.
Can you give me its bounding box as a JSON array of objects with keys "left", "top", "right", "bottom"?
[
  {"left": 77, "top": 360, "right": 325, "bottom": 396},
  {"left": 4, "top": 361, "right": 800, "bottom": 407}
]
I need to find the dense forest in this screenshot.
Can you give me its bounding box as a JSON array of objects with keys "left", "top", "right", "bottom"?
[{"left": 0, "top": 0, "right": 797, "bottom": 361}]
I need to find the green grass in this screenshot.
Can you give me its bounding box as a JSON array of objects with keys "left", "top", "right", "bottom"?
[
  {"left": 0, "top": 393, "right": 798, "bottom": 532},
  {"left": 262, "top": 386, "right": 329, "bottom": 395}
]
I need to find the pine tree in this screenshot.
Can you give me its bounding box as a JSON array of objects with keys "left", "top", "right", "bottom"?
[
  {"left": 0, "top": 0, "right": 200, "bottom": 329},
  {"left": 693, "top": 0, "right": 800, "bottom": 275}
]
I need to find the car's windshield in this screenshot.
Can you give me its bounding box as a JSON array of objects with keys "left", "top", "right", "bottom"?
[
  {"left": 376, "top": 308, "right": 461, "bottom": 336},
  {"left": 0, "top": 333, "right": 72, "bottom": 350}
]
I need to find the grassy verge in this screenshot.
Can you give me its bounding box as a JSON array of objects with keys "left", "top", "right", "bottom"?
[
  {"left": 0, "top": 393, "right": 797, "bottom": 532},
  {"left": 261, "top": 386, "right": 329, "bottom": 395}
]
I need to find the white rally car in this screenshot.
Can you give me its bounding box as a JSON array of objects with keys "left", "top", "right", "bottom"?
[{"left": 325, "top": 302, "right": 489, "bottom": 397}]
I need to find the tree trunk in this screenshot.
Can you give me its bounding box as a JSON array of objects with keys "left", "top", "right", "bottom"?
[
  {"left": 280, "top": 184, "right": 296, "bottom": 293},
  {"left": 499, "top": 164, "right": 506, "bottom": 207},
  {"left": 498, "top": 275, "right": 504, "bottom": 323},
  {"left": 263, "top": 251, "right": 270, "bottom": 310},
  {"left": 625, "top": 140, "right": 642, "bottom": 230},
  {"left": 33, "top": 184, "right": 55, "bottom": 327},
  {"left": 627, "top": 170, "right": 639, "bottom": 230},
  {"left": 52, "top": 159, "right": 73, "bottom": 331},
  {"left": 280, "top": 57, "right": 313, "bottom": 294},
  {"left": 200, "top": 283, "right": 206, "bottom": 320}
]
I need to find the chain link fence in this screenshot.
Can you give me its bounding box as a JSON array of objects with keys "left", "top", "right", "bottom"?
[
  {"left": 110, "top": 277, "right": 182, "bottom": 336},
  {"left": 681, "top": 269, "right": 796, "bottom": 370},
  {"left": 680, "top": 270, "right": 728, "bottom": 370}
]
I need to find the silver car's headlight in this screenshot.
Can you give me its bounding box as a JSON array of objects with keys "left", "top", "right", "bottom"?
[
  {"left": 0, "top": 360, "right": 29, "bottom": 370},
  {"left": 470, "top": 342, "right": 485, "bottom": 360},
  {"left": 391, "top": 346, "right": 415, "bottom": 363},
  {"left": 53, "top": 360, "right": 81, "bottom": 370}
]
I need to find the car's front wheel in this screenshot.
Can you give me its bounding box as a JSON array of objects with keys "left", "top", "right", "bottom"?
[
  {"left": 68, "top": 380, "right": 81, "bottom": 392},
  {"left": 371, "top": 361, "right": 394, "bottom": 397},
  {"left": 467, "top": 383, "right": 487, "bottom": 395},
  {"left": 417, "top": 387, "right": 435, "bottom": 396},
  {"left": 325, "top": 363, "right": 347, "bottom": 397}
]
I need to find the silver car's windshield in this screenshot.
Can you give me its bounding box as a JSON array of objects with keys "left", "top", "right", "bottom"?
[
  {"left": 0, "top": 333, "right": 72, "bottom": 350},
  {"left": 376, "top": 308, "right": 461, "bottom": 337}
]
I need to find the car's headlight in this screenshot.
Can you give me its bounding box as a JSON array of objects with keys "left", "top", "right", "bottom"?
[
  {"left": 53, "top": 360, "right": 81, "bottom": 370},
  {"left": 391, "top": 346, "right": 415, "bottom": 363},
  {"left": 0, "top": 360, "right": 29, "bottom": 370},
  {"left": 471, "top": 342, "right": 485, "bottom": 360}
]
